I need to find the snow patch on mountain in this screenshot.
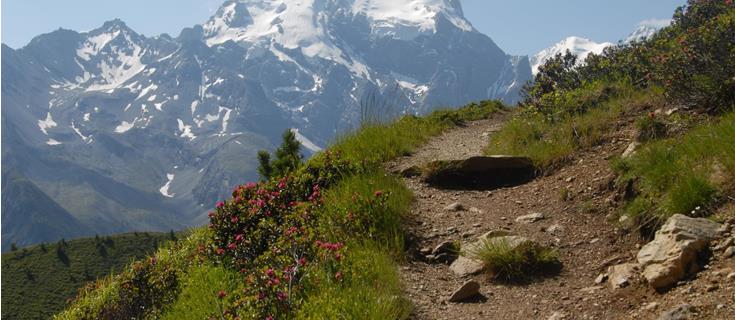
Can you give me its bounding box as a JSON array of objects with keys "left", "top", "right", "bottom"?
[
  {"left": 77, "top": 31, "right": 121, "bottom": 61},
  {"left": 114, "top": 120, "right": 136, "bottom": 133},
  {"left": 531, "top": 37, "right": 612, "bottom": 75},
  {"left": 159, "top": 173, "right": 176, "bottom": 198},
  {"left": 291, "top": 128, "right": 322, "bottom": 152},
  {"left": 38, "top": 112, "right": 58, "bottom": 135}
]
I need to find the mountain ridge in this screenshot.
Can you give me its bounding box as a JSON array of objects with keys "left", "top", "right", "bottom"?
[{"left": 1, "top": 0, "right": 531, "bottom": 249}]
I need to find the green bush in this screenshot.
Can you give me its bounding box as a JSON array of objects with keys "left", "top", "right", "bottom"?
[{"left": 635, "top": 113, "right": 668, "bottom": 141}]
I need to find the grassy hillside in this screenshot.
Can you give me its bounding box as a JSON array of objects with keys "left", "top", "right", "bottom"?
[
  {"left": 54, "top": 101, "right": 504, "bottom": 320},
  {"left": 1, "top": 232, "right": 177, "bottom": 320}
]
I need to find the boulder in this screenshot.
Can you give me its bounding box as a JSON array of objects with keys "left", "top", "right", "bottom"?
[
  {"left": 448, "top": 280, "right": 481, "bottom": 302},
  {"left": 423, "top": 156, "right": 536, "bottom": 189},
  {"left": 636, "top": 214, "right": 722, "bottom": 290},
  {"left": 516, "top": 212, "right": 545, "bottom": 223}
]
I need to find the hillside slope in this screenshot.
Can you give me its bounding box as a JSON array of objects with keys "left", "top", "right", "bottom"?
[{"left": 1, "top": 232, "right": 176, "bottom": 320}]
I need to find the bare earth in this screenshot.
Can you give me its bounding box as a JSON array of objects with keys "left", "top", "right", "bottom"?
[{"left": 387, "top": 115, "right": 735, "bottom": 320}]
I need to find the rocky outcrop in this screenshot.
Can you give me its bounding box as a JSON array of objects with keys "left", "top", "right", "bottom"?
[
  {"left": 636, "top": 214, "right": 722, "bottom": 290},
  {"left": 423, "top": 156, "right": 536, "bottom": 189}
]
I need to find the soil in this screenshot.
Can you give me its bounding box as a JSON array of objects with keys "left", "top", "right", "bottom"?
[{"left": 386, "top": 115, "right": 735, "bottom": 320}]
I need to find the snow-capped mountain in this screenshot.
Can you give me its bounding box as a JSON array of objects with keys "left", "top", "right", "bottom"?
[
  {"left": 1, "top": 0, "right": 531, "bottom": 248},
  {"left": 625, "top": 19, "right": 671, "bottom": 43},
  {"left": 531, "top": 20, "right": 670, "bottom": 75},
  {"left": 530, "top": 37, "right": 612, "bottom": 75}
]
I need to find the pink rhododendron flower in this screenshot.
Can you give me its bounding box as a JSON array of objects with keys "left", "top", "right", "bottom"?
[{"left": 216, "top": 201, "right": 225, "bottom": 208}]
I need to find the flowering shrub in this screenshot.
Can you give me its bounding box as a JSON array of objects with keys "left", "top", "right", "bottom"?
[{"left": 207, "top": 151, "right": 359, "bottom": 318}]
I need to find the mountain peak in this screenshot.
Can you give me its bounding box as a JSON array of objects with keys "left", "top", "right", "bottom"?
[
  {"left": 202, "top": 0, "right": 473, "bottom": 49},
  {"left": 530, "top": 36, "right": 613, "bottom": 75}
]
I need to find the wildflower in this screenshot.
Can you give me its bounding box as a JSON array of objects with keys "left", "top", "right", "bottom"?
[
  {"left": 216, "top": 201, "right": 225, "bottom": 208},
  {"left": 245, "top": 182, "right": 257, "bottom": 189},
  {"left": 217, "top": 290, "right": 227, "bottom": 299},
  {"left": 298, "top": 257, "right": 307, "bottom": 266},
  {"left": 235, "top": 234, "right": 244, "bottom": 242},
  {"left": 266, "top": 268, "right": 275, "bottom": 277},
  {"left": 335, "top": 271, "right": 343, "bottom": 281},
  {"left": 230, "top": 216, "right": 239, "bottom": 224},
  {"left": 208, "top": 211, "right": 215, "bottom": 218},
  {"left": 374, "top": 190, "right": 383, "bottom": 197},
  {"left": 227, "top": 242, "right": 237, "bottom": 250},
  {"left": 276, "top": 291, "right": 287, "bottom": 301},
  {"left": 216, "top": 248, "right": 225, "bottom": 255}
]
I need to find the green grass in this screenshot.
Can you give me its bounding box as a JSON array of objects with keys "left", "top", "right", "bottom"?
[
  {"left": 1, "top": 232, "right": 176, "bottom": 320},
  {"left": 296, "top": 245, "right": 411, "bottom": 320},
  {"left": 485, "top": 82, "right": 662, "bottom": 170},
  {"left": 616, "top": 111, "right": 735, "bottom": 224},
  {"left": 468, "top": 239, "right": 560, "bottom": 282},
  {"left": 334, "top": 100, "right": 504, "bottom": 166},
  {"left": 161, "top": 264, "right": 240, "bottom": 320}
]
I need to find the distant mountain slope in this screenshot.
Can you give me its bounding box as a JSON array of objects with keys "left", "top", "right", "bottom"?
[
  {"left": 1, "top": 232, "right": 176, "bottom": 320},
  {"left": 1, "top": 0, "right": 531, "bottom": 247}
]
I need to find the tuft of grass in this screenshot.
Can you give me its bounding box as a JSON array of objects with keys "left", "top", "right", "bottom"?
[
  {"left": 469, "top": 239, "right": 560, "bottom": 282},
  {"left": 635, "top": 113, "right": 668, "bottom": 142}
]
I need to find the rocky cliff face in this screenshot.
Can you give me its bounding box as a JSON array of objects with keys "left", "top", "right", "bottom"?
[{"left": 1, "top": 0, "right": 531, "bottom": 248}]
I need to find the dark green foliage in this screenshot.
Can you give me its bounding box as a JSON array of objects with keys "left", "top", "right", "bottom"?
[
  {"left": 1, "top": 232, "right": 175, "bottom": 320},
  {"left": 10, "top": 243, "right": 18, "bottom": 252},
  {"left": 257, "top": 130, "right": 304, "bottom": 180},
  {"left": 523, "top": 50, "right": 580, "bottom": 107}
]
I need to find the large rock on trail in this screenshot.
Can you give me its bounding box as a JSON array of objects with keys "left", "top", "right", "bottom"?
[
  {"left": 636, "top": 214, "right": 722, "bottom": 290},
  {"left": 423, "top": 156, "right": 536, "bottom": 189}
]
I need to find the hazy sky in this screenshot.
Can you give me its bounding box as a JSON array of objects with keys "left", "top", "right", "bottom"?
[{"left": 2, "top": 0, "right": 685, "bottom": 55}]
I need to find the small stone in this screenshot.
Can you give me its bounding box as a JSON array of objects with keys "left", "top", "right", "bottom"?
[
  {"left": 643, "top": 302, "right": 659, "bottom": 311},
  {"left": 445, "top": 202, "right": 465, "bottom": 211},
  {"left": 432, "top": 241, "right": 456, "bottom": 255},
  {"left": 565, "top": 176, "right": 576, "bottom": 183},
  {"left": 472, "top": 223, "right": 481, "bottom": 228},
  {"left": 714, "top": 237, "right": 733, "bottom": 251},
  {"left": 657, "top": 304, "right": 694, "bottom": 320},
  {"left": 516, "top": 212, "right": 545, "bottom": 223},
  {"left": 608, "top": 263, "right": 638, "bottom": 289},
  {"left": 589, "top": 238, "right": 600, "bottom": 244},
  {"left": 717, "top": 304, "right": 725, "bottom": 310},
  {"left": 727, "top": 272, "right": 735, "bottom": 280},
  {"left": 548, "top": 311, "right": 566, "bottom": 320},
  {"left": 546, "top": 224, "right": 565, "bottom": 235},
  {"left": 448, "top": 280, "right": 481, "bottom": 302},
  {"left": 420, "top": 247, "right": 432, "bottom": 255},
  {"left": 469, "top": 207, "right": 483, "bottom": 214},
  {"left": 595, "top": 273, "right": 609, "bottom": 284},
  {"left": 723, "top": 246, "right": 735, "bottom": 259},
  {"left": 622, "top": 141, "right": 640, "bottom": 159},
  {"left": 706, "top": 284, "right": 719, "bottom": 292}
]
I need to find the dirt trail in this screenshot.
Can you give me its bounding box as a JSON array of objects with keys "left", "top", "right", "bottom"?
[{"left": 387, "top": 115, "right": 735, "bottom": 320}]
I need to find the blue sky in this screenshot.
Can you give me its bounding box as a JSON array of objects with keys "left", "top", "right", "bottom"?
[{"left": 2, "top": 0, "right": 685, "bottom": 55}]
